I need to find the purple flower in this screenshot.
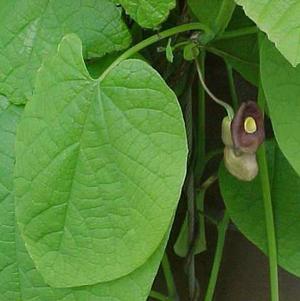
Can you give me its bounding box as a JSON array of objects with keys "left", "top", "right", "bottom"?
[{"left": 231, "top": 101, "right": 265, "bottom": 154}]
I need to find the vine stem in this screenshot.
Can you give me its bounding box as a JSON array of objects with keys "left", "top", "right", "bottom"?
[
  {"left": 162, "top": 254, "right": 178, "bottom": 300},
  {"left": 181, "top": 51, "right": 206, "bottom": 300},
  {"left": 204, "top": 211, "right": 230, "bottom": 301},
  {"left": 195, "top": 51, "right": 206, "bottom": 179},
  {"left": 225, "top": 63, "right": 239, "bottom": 110},
  {"left": 186, "top": 81, "right": 197, "bottom": 300},
  {"left": 195, "top": 59, "right": 234, "bottom": 119},
  {"left": 257, "top": 89, "right": 279, "bottom": 301},
  {"left": 100, "top": 23, "right": 213, "bottom": 81}
]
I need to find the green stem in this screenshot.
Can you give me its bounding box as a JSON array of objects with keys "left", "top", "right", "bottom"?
[
  {"left": 197, "top": 210, "right": 219, "bottom": 227},
  {"left": 195, "top": 59, "right": 234, "bottom": 119},
  {"left": 257, "top": 91, "right": 279, "bottom": 301},
  {"left": 162, "top": 254, "right": 178, "bottom": 300},
  {"left": 149, "top": 291, "right": 170, "bottom": 301},
  {"left": 199, "top": 174, "right": 218, "bottom": 191},
  {"left": 226, "top": 63, "right": 239, "bottom": 110},
  {"left": 195, "top": 51, "right": 206, "bottom": 179},
  {"left": 187, "top": 179, "right": 196, "bottom": 300},
  {"left": 173, "top": 40, "right": 190, "bottom": 50},
  {"left": 157, "top": 41, "right": 190, "bottom": 53},
  {"left": 204, "top": 211, "right": 230, "bottom": 301},
  {"left": 100, "top": 23, "right": 213, "bottom": 81},
  {"left": 215, "top": 26, "right": 258, "bottom": 41}
]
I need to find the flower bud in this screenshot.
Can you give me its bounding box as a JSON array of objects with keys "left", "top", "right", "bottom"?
[{"left": 231, "top": 101, "right": 265, "bottom": 154}]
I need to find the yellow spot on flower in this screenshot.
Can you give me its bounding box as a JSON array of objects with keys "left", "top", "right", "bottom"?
[{"left": 244, "top": 116, "right": 257, "bottom": 134}]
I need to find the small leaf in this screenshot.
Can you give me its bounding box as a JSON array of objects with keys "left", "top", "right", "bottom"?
[
  {"left": 0, "top": 0, "right": 131, "bottom": 104},
  {"left": 15, "top": 34, "right": 188, "bottom": 288},
  {"left": 260, "top": 37, "right": 300, "bottom": 175},
  {"left": 235, "top": 0, "right": 300, "bottom": 66},
  {"left": 219, "top": 140, "right": 300, "bottom": 277},
  {"left": 166, "top": 38, "right": 174, "bottom": 63},
  {"left": 118, "top": 0, "right": 175, "bottom": 28}
]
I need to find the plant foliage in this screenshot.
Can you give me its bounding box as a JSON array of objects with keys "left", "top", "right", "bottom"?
[{"left": 0, "top": 0, "right": 299, "bottom": 300}]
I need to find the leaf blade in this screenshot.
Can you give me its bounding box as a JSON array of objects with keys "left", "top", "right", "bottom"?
[
  {"left": 235, "top": 0, "right": 300, "bottom": 66},
  {"left": 219, "top": 141, "right": 300, "bottom": 277},
  {"left": 260, "top": 37, "right": 300, "bottom": 175},
  {"left": 0, "top": 90, "right": 172, "bottom": 301},
  {"left": 15, "top": 34, "right": 188, "bottom": 288}
]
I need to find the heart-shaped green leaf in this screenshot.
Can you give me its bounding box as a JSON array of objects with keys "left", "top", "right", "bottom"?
[
  {"left": 260, "top": 37, "right": 300, "bottom": 175},
  {"left": 219, "top": 141, "right": 300, "bottom": 276},
  {"left": 0, "top": 0, "right": 131, "bottom": 104},
  {"left": 0, "top": 99, "right": 170, "bottom": 301},
  {"left": 15, "top": 34, "right": 188, "bottom": 288},
  {"left": 235, "top": 0, "right": 300, "bottom": 66},
  {"left": 118, "top": 0, "right": 175, "bottom": 28}
]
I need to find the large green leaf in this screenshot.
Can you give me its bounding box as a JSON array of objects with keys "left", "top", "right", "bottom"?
[
  {"left": 0, "top": 98, "right": 169, "bottom": 301},
  {"left": 219, "top": 141, "right": 300, "bottom": 277},
  {"left": 15, "top": 34, "right": 187, "bottom": 288},
  {"left": 235, "top": 0, "right": 300, "bottom": 67},
  {"left": 0, "top": 0, "right": 131, "bottom": 104},
  {"left": 260, "top": 37, "right": 300, "bottom": 175},
  {"left": 18, "top": 237, "right": 167, "bottom": 301},
  {"left": 118, "top": 0, "right": 175, "bottom": 28},
  {"left": 188, "top": 0, "right": 235, "bottom": 34},
  {"left": 0, "top": 98, "right": 23, "bottom": 301}
]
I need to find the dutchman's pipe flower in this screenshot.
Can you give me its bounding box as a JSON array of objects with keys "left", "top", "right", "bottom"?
[{"left": 222, "top": 101, "right": 265, "bottom": 181}]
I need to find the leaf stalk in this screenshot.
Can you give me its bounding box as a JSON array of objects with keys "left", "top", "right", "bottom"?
[
  {"left": 204, "top": 211, "right": 230, "bottom": 301},
  {"left": 162, "top": 254, "right": 178, "bottom": 300},
  {"left": 195, "top": 59, "right": 234, "bottom": 119},
  {"left": 257, "top": 88, "right": 279, "bottom": 301}
]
